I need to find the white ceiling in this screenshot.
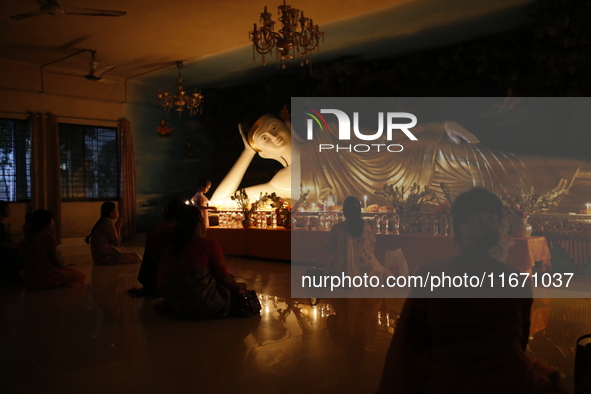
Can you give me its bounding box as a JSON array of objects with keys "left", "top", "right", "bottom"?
[{"left": 0, "top": 0, "right": 534, "bottom": 86}]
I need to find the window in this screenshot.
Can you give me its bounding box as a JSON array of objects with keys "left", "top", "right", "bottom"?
[
  {"left": 59, "top": 124, "right": 119, "bottom": 201},
  {"left": 0, "top": 118, "right": 31, "bottom": 202}
]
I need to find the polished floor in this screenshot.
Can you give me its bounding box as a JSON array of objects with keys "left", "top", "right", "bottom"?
[{"left": 1, "top": 236, "right": 590, "bottom": 393}]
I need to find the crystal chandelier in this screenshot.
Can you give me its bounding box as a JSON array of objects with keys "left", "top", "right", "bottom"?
[
  {"left": 156, "top": 61, "right": 204, "bottom": 116},
  {"left": 249, "top": 1, "right": 324, "bottom": 69}
]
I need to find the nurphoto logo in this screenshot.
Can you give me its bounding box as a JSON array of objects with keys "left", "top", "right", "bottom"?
[{"left": 304, "top": 108, "right": 418, "bottom": 152}]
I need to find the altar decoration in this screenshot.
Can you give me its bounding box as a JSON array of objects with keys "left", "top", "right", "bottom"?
[
  {"left": 290, "top": 186, "right": 310, "bottom": 228},
  {"left": 266, "top": 192, "right": 291, "bottom": 228},
  {"left": 430, "top": 182, "right": 453, "bottom": 236},
  {"left": 366, "top": 204, "right": 392, "bottom": 213},
  {"left": 292, "top": 187, "right": 310, "bottom": 213},
  {"left": 267, "top": 192, "right": 289, "bottom": 215},
  {"left": 231, "top": 189, "right": 268, "bottom": 228},
  {"left": 500, "top": 180, "right": 567, "bottom": 237},
  {"left": 433, "top": 182, "right": 453, "bottom": 216},
  {"left": 374, "top": 182, "right": 433, "bottom": 215}
]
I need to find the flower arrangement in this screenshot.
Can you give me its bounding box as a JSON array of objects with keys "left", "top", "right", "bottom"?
[
  {"left": 291, "top": 186, "right": 310, "bottom": 214},
  {"left": 433, "top": 182, "right": 453, "bottom": 216},
  {"left": 374, "top": 182, "right": 433, "bottom": 214},
  {"left": 266, "top": 192, "right": 291, "bottom": 216},
  {"left": 230, "top": 189, "right": 267, "bottom": 216},
  {"left": 500, "top": 179, "right": 567, "bottom": 218}
]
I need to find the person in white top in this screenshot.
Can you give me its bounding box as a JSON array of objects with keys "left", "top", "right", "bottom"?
[{"left": 191, "top": 177, "right": 217, "bottom": 233}]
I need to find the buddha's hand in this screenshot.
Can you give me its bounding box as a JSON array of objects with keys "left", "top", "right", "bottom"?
[
  {"left": 239, "top": 124, "right": 256, "bottom": 153},
  {"left": 443, "top": 121, "right": 480, "bottom": 144}
]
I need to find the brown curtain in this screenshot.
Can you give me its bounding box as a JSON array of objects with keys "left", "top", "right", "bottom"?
[
  {"left": 118, "top": 118, "right": 137, "bottom": 239},
  {"left": 30, "top": 112, "right": 62, "bottom": 243}
]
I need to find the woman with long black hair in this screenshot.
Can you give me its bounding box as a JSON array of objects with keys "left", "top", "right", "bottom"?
[
  {"left": 326, "top": 196, "right": 391, "bottom": 278},
  {"left": 156, "top": 204, "right": 246, "bottom": 319}
]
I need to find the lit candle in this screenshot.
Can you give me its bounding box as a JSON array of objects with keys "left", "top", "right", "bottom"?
[
  {"left": 185, "top": 200, "right": 191, "bottom": 205},
  {"left": 364, "top": 195, "right": 368, "bottom": 209}
]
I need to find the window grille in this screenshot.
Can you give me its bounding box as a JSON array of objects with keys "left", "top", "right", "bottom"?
[
  {"left": 59, "top": 124, "right": 119, "bottom": 201},
  {"left": 0, "top": 118, "right": 31, "bottom": 202}
]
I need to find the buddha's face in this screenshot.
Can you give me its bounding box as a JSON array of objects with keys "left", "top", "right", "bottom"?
[{"left": 253, "top": 117, "right": 291, "bottom": 158}]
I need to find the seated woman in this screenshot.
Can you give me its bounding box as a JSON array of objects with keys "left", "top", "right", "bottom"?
[
  {"left": 85, "top": 202, "right": 141, "bottom": 265},
  {"left": 135, "top": 198, "right": 185, "bottom": 296},
  {"left": 156, "top": 204, "right": 246, "bottom": 319},
  {"left": 377, "top": 188, "right": 565, "bottom": 394},
  {"left": 326, "top": 196, "right": 391, "bottom": 279},
  {"left": 22, "top": 209, "right": 85, "bottom": 290},
  {"left": 0, "top": 200, "right": 24, "bottom": 286}
]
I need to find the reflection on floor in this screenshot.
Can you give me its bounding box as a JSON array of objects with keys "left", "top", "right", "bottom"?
[{"left": 1, "top": 236, "right": 589, "bottom": 393}]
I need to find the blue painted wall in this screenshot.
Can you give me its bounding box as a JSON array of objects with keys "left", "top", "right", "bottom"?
[{"left": 124, "top": 97, "right": 214, "bottom": 232}]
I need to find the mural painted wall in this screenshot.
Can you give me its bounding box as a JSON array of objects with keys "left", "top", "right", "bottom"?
[{"left": 124, "top": 99, "right": 215, "bottom": 232}]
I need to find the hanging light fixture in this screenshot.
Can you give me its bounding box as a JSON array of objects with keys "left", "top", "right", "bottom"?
[
  {"left": 249, "top": 1, "right": 324, "bottom": 69},
  {"left": 156, "top": 61, "right": 204, "bottom": 116}
]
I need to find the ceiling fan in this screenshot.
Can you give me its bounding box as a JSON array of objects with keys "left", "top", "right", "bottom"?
[
  {"left": 85, "top": 50, "right": 116, "bottom": 81},
  {"left": 43, "top": 49, "right": 121, "bottom": 85},
  {"left": 11, "top": 0, "right": 127, "bottom": 20},
  {"left": 73, "top": 50, "right": 120, "bottom": 84}
]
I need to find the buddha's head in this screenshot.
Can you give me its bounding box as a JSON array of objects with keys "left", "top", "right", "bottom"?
[{"left": 248, "top": 114, "right": 291, "bottom": 166}]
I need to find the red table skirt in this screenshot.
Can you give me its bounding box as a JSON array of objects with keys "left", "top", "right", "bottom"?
[
  {"left": 207, "top": 227, "right": 551, "bottom": 272},
  {"left": 207, "top": 227, "right": 290, "bottom": 260}
]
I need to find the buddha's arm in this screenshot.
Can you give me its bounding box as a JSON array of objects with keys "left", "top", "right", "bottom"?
[
  {"left": 211, "top": 124, "right": 257, "bottom": 201},
  {"left": 412, "top": 121, "right": 480, "bottom": 144},
  {"left": 239, "top": 169, "right": 292, "bottom": 202},
  {"left": 211, "top": 149, "right": 256, "bottom": 201}
]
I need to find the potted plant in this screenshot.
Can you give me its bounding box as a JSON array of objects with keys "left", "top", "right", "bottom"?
[
  {"left": 500, "top": 179, "right": 567, "bottom": 237},
  {"left": 287, "top": 186, "right": 311, "bottom": 229},
  {"left": 374, "top": 182, "right": 433, "bottom": 215},
  {"left": 266, "top": 192, "right": 290, "bottom": 228},
  {"left": 230, "top": 189, "right": 267, "bottom": 228}
]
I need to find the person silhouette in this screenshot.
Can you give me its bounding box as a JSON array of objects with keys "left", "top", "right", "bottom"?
[
  {"left": 191, "top": 177, "right": 217, "bottom": 234},
  {"left": 133, "top": 198, "right": 185, "bottom": 297},
  {"left": 86, "top": 202, "right": 141, "bottom": 265},
  {"left": 22, "top": 209, "right": 85, "bottom": 289},
  {"left": 377, "top": 188, "right": 566, "bottom": 394},
  {"left": 326, "top": 196, "right": 391, "bottom": 279},
  {"left": 156, "top": 205, "right": 247, "bottom": 319}
]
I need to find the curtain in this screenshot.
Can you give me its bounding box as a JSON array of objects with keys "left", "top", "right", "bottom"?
[
  {"left": 30, "top": 112, "right": 62, "bottom": 243},
  {"left": 118, "top": 118, "right": 137, "bottom": 239}
]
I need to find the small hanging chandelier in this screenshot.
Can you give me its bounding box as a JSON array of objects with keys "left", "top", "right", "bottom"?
[
  {"left": 249, "top": 1, "right": 324, "bottom": 69},
  {"left": 156, "top": 61, "right": 204, "bottom": 116}
]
